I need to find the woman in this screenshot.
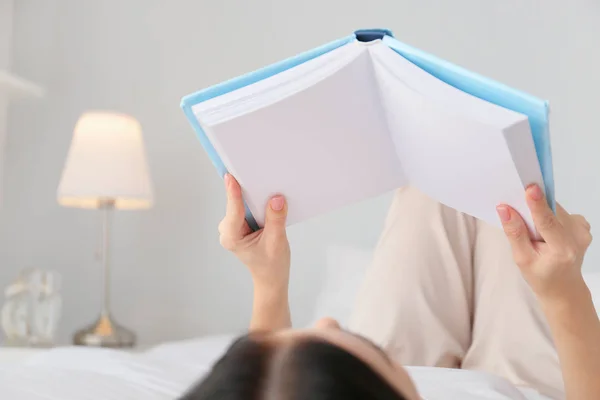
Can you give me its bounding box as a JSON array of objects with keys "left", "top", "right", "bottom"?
[{"left": 181, "top": 174, "right": 600, "bottom": 400}]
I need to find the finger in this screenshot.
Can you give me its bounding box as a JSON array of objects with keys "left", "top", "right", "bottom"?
[
  {"left": 526, "top": 185, "right": 566, "bottom": 246},
  {"left": 497, "top": 205, "right": 537, "bottom": 267},
  {"left": 571, "top": 215, "right": 593, "bottom": 249},
  {"left": 555, "top": 203, "right": 570, "bottom": 223},
  {"left": 263, "top": 195, "right": 288, "bottom": 238},
  {"left": 571, "top": 214, "right": 591, "bottom": 231},
  {"left": 555, "top": 202, "right": 591, "bottom": 232},
  {"left": 223, "top": 174, "right": 250, "bottom": 236}
]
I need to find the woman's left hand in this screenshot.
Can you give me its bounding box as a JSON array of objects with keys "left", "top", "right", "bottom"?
[
  {"left": 218, "top": 174, "right": 291, "bottom": 291},
  {"left": 218, "top": 174, "right": 292, "bottom": 331}
]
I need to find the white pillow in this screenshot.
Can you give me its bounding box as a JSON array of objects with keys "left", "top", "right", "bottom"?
[{"left": 310, "top": 245, "right": 372, "bottom": 327}]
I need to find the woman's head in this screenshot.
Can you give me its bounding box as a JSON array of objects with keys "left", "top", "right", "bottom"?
[{"left": 180, "top": 318, "right": 419, "bottom": 400}]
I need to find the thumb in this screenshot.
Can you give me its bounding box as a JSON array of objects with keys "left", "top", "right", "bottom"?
[
  {"left": 497, "top": 204, "right": 537, "bottom": 267},
  {"left": 263, "top": 195, "right": 288, "bottom": 236}
]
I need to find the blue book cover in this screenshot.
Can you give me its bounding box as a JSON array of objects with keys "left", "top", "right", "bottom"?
[{"left": 181, "top": 29, "right": 553, "bottom": 232}]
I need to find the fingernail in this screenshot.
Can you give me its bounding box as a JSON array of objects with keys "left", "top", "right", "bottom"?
[
  {"left": 496, "top": 205, "right": 511, "bottom": 223},
  {"left": 224, "top": 173, "right": 231, "bottom": 187},
  {"left": 527, "top": 184, "right": 543, "bottom": 201},
  {"left": 270, "top": 195, "right": 284, "bottom": 211}
]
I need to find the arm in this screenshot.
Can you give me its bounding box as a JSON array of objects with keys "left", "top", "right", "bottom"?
[
  {"left": 540, "top": 282, "right": 600, "bottom": 399},
  {"left": 218, "top": 174, "right": 292, "bottom": 332},
  {"left": 498, "top": 185, "right": 599, "bottom": 400},
  {"left": 250, "top": 281, "right": 291, "bottom": 332}
]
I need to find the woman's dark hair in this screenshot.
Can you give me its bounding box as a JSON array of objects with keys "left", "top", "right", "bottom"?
[{"left": 180, "top": 334, "right": 407, "bottom": 400}]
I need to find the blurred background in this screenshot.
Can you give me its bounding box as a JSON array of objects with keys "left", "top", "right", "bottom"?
[{"left": 0, "top": 0, "right": 598, "bottom": 346}]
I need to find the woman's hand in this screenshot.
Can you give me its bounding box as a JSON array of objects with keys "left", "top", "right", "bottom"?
[
  {"left": 496, "top": 184, "right": 592, "bottom": 302},
  {"left": 218, "top": 174, "right": 291, "bottom": 289},
  {"left": 499, "top": 186, "right": 600, "bottom": 400},
  {"left": 218, "top": 174, "right": 291, "bottom": 331}
]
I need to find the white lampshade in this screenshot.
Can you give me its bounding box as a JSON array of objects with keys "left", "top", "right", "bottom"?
[{"left": 57, "top": 111, "right": 154, "bottom": 209}]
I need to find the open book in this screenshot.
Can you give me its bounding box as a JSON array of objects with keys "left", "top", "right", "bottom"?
[{"left": 181, "top": 29, "right": 554, "bottom": 235}]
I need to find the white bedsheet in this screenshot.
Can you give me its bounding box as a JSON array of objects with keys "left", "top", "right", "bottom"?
[
  {"left": 0, "top": 335, "right": 236, "bottom": 399},
  {"left": 0, "top": 348, "right": 43, "bottom": 370}
]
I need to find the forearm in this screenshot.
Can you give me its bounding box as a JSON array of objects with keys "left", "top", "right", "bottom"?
[
  {"left": 249, "top": 280, "right": 292, "bottom": 332},
  {"left": 541, "top": 281, "right": 600, "bottom": 400}
]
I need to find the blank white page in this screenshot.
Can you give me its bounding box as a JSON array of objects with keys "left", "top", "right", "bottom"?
[
  {"left": 194, "top": 42, "right": 365, "bottom": 125},
  {"left": 502, "top": 118, "right": 546, "bottom": 202},
  {"left": 368, "top": 43, "right": 527, "bottom": 129},
  {"left": 372, "top": 60, "right": 537, "bottom": 233},
  {"left": 200, "top": 50, "right": 406, "bottom": 227}
]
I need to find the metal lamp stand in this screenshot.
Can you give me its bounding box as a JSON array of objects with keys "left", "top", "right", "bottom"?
[{"left": 73, "top": 199, "right": 136, "bottom": 348}]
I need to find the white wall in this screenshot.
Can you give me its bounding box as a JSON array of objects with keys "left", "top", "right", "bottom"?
[
  {"left": 0, "top": 0, "right": 14, "bottom": 201},
  {"left": 1, "top": 0, "right": 599, "bottom": 346}
]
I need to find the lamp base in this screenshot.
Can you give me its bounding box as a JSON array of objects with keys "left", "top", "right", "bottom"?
[{"left": 73, "top": 314, "right": 136, "bottom": 348}]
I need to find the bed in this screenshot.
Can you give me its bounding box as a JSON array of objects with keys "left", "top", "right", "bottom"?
[
  {"left": 0, "top": 246, "right": 598, "bottom": 399},
  {"left": 0, "top": 335, "right": 238, "bottom": 399}
]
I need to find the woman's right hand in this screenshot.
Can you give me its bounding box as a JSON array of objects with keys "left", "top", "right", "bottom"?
[
  {"left": 499, "top": 186, "right": 600, "bottom": 400},
  {"left": 496, "top": 184, "right": 593, "bottom": 302},
  {"left": 218, "top": 174, "right": 291, "bottom": 290}
]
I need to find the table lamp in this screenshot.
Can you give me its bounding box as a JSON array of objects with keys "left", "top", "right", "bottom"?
[{"left": 57, "top": 111, "right": 153, "bottom": 347}]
